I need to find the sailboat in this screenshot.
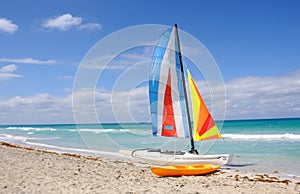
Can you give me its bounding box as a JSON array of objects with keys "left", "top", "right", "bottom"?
[{"left": 122, "top": 24, "right": 233, "bottom": 166}]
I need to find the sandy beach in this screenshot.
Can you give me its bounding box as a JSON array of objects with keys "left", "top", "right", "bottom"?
[{"left": 0, "top": 142, "right": 299, "bottom": 194}]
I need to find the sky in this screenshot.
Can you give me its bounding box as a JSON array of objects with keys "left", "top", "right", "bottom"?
[{"left": 0, "top": 0, "right": 299, "bottom": 124}]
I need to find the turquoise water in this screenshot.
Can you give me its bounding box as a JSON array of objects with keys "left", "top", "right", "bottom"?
[{"left": 1, "top": 118, "right": 300, "bottom": 178}]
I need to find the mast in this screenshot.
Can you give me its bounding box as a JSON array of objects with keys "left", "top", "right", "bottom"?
[{"left": 174, "top": 24, "right": 198, "bottom": 154}]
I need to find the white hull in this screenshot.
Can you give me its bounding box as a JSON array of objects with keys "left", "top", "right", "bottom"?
[{"left": 127, "top": 149, "right": 233, "bottom": 166}]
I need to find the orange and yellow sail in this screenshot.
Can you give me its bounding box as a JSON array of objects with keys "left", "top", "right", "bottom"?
[{"left": 187, "top": 70, "right": 222, "bottom": 141}]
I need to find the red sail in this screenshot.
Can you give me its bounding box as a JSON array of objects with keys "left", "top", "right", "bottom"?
[{"left": 161, "top": 69, "right": 177, "bottom": 137}]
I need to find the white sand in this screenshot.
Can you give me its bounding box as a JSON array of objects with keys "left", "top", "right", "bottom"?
[{"left": 1, "top": 142, "right": 299, "bottom": 193}]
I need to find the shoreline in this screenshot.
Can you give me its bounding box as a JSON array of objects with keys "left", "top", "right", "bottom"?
[{"left": 1, "top": 141, "right": 300, "bottom": 193}]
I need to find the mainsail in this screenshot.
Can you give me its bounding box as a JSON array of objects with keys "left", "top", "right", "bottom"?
[
  {"left": 149, "top": 26, "right": 189, "bottom": 138},
  {"left": 149, "top": 24, "right": 221, "bottom": 152}
]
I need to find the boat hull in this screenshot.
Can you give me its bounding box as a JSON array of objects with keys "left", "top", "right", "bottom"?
[
  {"left": 124, "top": 149, "right": 233, "bottom": 166},
  {"left": 151, "top": 164, "right": 220, "bottom": 177}
]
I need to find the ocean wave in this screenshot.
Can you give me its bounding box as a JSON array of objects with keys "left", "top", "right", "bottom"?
[
  {"left": 0, "top": 134, "right": 60, "bottom": 142},
  {"left": 6, "top": 127, "right": 56, "bottom": 131},
  {"left": 222, "top": 133, "right": 300, "bottom": 141},
  {"left": 77, "top": 128, "right": 131, "bottom": 133},
  {"left": 0, "top": 134, "right": 27, "bottom": 142},
  {"left": 126, "top": 129, "right": 151, "bottom": 136},
  {"left": 75, "top": 128, "right": 151, "bottom": 136}
]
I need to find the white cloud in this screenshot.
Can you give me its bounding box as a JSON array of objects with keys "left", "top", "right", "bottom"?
[
  {"left": 42, "top": 13, "right": 82, "bottom": 31},
  {"left": 57, "top": 75, "right": 74, "bottom": 80},
  {"left": 79, "top": 23, "right": 101, "bottom": 31},
  {"left": 0, "top": 64, "right": 22, "bottom": 80},
  {"left": 41, "top": 13, "right": 101, "bottom": 31},
  {"left": 0, "top": 58, "right": 56, "bottom": 64},
  {"left": 72, "top": 86, "right": 150, "bottom": 124},
  {"left": 0, "top": 93, "right": 73, "bottom": 124},
  {"left": 0, "top": 86, "right": 149, "bottom": 124},
  {"left": 80, "top": 48, "right": 153, "bottom": 70},
  {"left": 0, "top": 73, "right": 22, "bottom": 80},
  {"left": 0, "top": 64, "right": 17, "bottom": 73},
  {"left": 225, "top": 70, "right": 300, "bottom": 119},
  {"left": 73, "top": 88, "right": 112, "bottom": 124},
  {"left": 80, "top": 55, "right": 115, "bottom": 70},
  {"left": 173, "top": 69, "right": 300, "bottom": 120},
  {"left": 108, "top": 53, "right": 152, "bottom": 71},
  {"left": 1, "top": 69, "right": 299, "bottom": 124},
  {"left": 0, "top": 18, "right": 18, "bottom": 34}
]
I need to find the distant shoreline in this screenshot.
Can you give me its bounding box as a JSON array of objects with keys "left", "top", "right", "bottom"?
[{"left": 1, "top": 117, "right": 299, "bottom": 126}]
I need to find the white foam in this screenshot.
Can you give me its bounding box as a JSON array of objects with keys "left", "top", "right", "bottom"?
[
  {"left": 6, "top": 127, "right": 56, "bottom": 131},
  {"left": 76, "top": 128, "right": 148, "bottom": 135},
  {"left": 0, "top": 133, "right": 60, "bottom": 142},
  {"left": 0, "top": 134, "right": 27, "bottom": 142},
  {"left": 222, "top": 133, "right": 300, "bottom": 141},
  {"left": 77, "top": 128, "right": 128, "bottom": 133}
]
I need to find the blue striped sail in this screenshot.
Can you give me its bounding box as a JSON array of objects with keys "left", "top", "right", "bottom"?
[{"left": 149, "top": 26, "right": 189, "bottom": 138}]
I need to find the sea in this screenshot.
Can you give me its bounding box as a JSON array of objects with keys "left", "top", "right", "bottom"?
[{"left": 1, "top": 118, "right": 300, "bottom": 180}]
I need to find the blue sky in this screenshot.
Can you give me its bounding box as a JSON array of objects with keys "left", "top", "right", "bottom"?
[{"left": 0, "top": 0, "right": 299, "bottom": 124}]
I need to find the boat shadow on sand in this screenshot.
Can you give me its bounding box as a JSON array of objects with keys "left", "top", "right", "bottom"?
[
  {"left": 225, "top": 164, "right": 255, "bottom": 167},
  {"left": 221, "top": 163, "right": 255, "bottom": 170}
]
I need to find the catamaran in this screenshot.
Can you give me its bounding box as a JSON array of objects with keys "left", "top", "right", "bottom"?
[{"left": 122, "top": 24, "right": 233, "bottom": 166}]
